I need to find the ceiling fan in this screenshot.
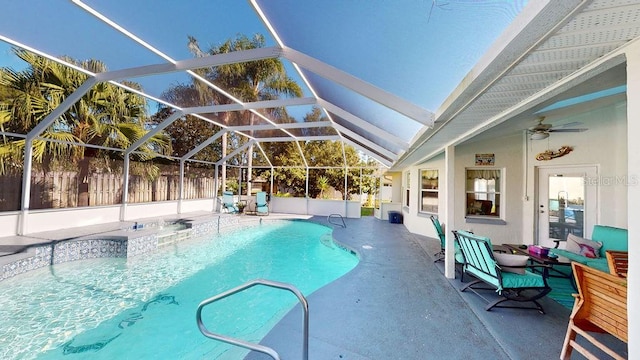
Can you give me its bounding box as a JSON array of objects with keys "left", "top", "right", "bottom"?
[{"left": 528, "top": 117, "right": 588, "bottom": 140}]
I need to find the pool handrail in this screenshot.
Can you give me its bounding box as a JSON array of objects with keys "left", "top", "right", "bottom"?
[
  {"left": 196, "top": 279, "right": 309, "bottom": 360},
  {"left": 327, "top": 213, "right": 346, "bottom": 228}
]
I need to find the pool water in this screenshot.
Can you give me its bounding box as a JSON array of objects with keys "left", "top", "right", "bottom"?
[{"left": 0, "top": 220, "right": 358, "bottom": 359}]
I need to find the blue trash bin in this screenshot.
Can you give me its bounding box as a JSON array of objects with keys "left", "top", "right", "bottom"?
[{"left": 388, "top": 211, "right": 403, "bottom": 224}]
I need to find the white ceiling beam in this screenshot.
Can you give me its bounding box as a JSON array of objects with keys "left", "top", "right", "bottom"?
[
  {"left": 181, "top": 130, "right": 228, "bottom": 161},
  {"left": 72, "top": 1, "right": 301, "bottom": 143},
  {"left": 73, "top": 0, "right": 294, "bottom": 143},
  {"left": 340, "top": 141, "right": 347, "bottom": 170},
  {"left": 281, "top": 47, "right": 434, "bottom": 127},
  {"left": 228, "top": 121, "right": 332, "bottom": 132},
  {"left": 125, "top": 111, "right": 184, "bottom": 155},
  {"left": 257, "top": 136, "right": 340, "bottom": 142},
  {"left": 217, "top": 140, "right": 254, "bottom": 165},
  {"left": 95, "top": 46, "right": 283, "bottom": 82},
  {"left": 278, "top": 121, "right": 332, "bottom": 129},
  {"left": 295, "top": 139, "right": 309, "bottom": 169},
  {"left": 317, "top": 98, "right": 409, "bottom": 149},
  {"left": 332, "top": 123, "right": 398, "bottom": 160},
  {"left": 26, "top": 79, "right": 98, "bottom": 140},
  {"left": 255, "top": 143, "right": 274, "bottom": 167},
  {"left": 340, "top": 138, "right": 392, "bottom": 168},
  {"left": 0, "top": 35, "right": 96, "bottom": 77},
  {"left": 182, "top": 97, "right": 317, "bottom": 114}
]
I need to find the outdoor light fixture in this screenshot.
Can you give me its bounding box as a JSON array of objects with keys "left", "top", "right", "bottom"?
[{"left": 530, "top": 132, "right": 550, "bottom": 140}]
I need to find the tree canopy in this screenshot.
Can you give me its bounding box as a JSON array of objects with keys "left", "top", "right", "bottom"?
[
  {"left": 0, "top": 35, "right": 382, "bottom": 206},
  {"left": 0, "top": 48, "right": 170, "bottom": 175}
]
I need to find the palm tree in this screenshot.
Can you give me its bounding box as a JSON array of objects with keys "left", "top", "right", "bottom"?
[
  {"left": 187, "top": 34, "right": 303, "bottom": 196},
  {"left": 0, "top": 48, "right": 170, "bottom": 206},
  {"left": 317, "top": 176, "right": 330, "bottom": 199}
]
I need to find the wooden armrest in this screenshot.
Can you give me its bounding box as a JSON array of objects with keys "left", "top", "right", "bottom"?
[{"left": 605, "top": 250, "right": 628, "bottom": 278}]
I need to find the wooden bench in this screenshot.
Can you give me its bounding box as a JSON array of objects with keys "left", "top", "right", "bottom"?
[
  {"left": 560, "top": 262, "right": 627, "bottom": 360},
  {"left": 605, "top": 250, "right": 628, "bottom": 278}
]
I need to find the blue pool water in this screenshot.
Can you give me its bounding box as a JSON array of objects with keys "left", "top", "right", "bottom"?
[{"left": 0, "top": 220, "right": 358, "bottom": 359}]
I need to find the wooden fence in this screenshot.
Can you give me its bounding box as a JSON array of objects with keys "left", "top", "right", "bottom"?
[{"left": 0, "top": 171, "right": 216, "bottom": 211}]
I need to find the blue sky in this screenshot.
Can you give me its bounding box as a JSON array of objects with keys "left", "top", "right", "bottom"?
[{"left": 0, "top": 0, "right": 528, "bottom": 126}]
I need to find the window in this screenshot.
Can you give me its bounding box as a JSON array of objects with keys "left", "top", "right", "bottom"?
[
  {"left": 404, "top": 171, "right": 410, "bottom": 207},
  {"left": 465, "top": 169, "right": 501, "bottom": 217},
  {"left": 420, "top": 169, "right": 438, "bottom": 213}
]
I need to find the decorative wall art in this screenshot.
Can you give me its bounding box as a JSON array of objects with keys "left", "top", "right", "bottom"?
[
  {"left": 535, "top": 145, "right": 573, "bottom": 161},
  {"left": 475, "top": 153, "right": 495, "bottom": 166}
]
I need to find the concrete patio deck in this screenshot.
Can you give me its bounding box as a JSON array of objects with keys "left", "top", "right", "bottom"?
[{"left": 247, "top": 215, "right": 627, "bottom": 359}]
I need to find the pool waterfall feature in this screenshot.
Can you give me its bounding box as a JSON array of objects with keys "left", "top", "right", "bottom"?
[{"left": 1, "top": 215, "right": 251, "bottom": 282}]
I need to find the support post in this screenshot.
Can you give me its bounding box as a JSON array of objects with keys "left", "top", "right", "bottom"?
[
  {"left": 625, "top": 41, "right": 640, "bottom": 359},
  {"left": 120, "top": 155, "right": 130, "bottom": 221},
  {"left": 444, "top": 145, "right": 456, "bottom": 279},
  {"left": 179, "top": 160, "right": 185, "bottom": 214},
  {"left": 18, "top": 140, "right": 34, "bottom": 235},
  {"left": 19, "top": 78, "right": 97, "bottom": 235},
  {"left": 214, "top": 164, "right": 219, "bottom": 212}
]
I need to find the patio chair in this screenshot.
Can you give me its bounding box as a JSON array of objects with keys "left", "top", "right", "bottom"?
[
  {"left": 454, "top": 230, "right": 552, "bottom": 313},
  {"left": 430, "top": 216, "right": 466, "bottom": 279},
  {"left": 222, "top": 191, "right": 239, "bottom": 213},
  {"left": 560, "top": 262, "right": 627, "bottom": 360},
  {"left": 605, "top": 250, "right": 628, "bottom": 278},
  {"left": 255, "top": 191, "right": 269, "bottom": 216},
  {"left": 430, "top": 215, "right": 446, "bottom": 262}
]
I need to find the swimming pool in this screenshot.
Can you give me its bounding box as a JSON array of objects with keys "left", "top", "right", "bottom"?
[{"left": 0, "top": 220, "right": 358, "bottom": 359}]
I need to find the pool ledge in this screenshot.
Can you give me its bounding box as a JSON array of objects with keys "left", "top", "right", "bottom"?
[{"left": 0, "top": 214, "right": 269, "bottom": 282}]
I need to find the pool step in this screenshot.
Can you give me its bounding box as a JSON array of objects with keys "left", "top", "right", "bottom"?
[
  {"left": 157, "top": 229, "right": 192, "bottom": 247},
  {"left": 319, "top": 233, "right": 335, "bottom": 249}
]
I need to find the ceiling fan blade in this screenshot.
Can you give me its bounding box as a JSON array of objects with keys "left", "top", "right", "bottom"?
[
  {"left": 551, "top": 121, "right": 583, "bottom": 129},
  {"left": 548, "top": 128, "right": 588, "bottom": 133}
]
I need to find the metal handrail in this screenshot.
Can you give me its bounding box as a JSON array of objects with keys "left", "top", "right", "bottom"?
[
  {"left": 196, "top": 279, "right": 309, "bottom": 360},
  {"left": 327, "top": 213, "right": 346, "bottom": 228}
]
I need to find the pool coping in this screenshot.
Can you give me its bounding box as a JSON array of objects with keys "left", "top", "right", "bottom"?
[{"left": 0, "top": 213, "right": 309, "bottom": 282}]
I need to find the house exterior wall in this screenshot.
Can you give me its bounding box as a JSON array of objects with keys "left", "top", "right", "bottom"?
[
  {"left": 389, "top": 172, "right": 402, "bottom": 203},
  {"left": 402, "top": 154, "right": 445, "bottom": 238},
  {"left": 455, "top": 134, "right": 524, "bottom": 245},
  {"left": 522, "top": 98, "right": 628, "bottom": 244},
  {"left": 374, "top": 171, "right": 402, "bottom": 220},
  {"left": 397, "top": 97, "right": 628, "bottom": 247}
]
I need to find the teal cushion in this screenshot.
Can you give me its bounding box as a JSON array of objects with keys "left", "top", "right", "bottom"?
[
  {"left": 466, "top": 265, "right": 500, "bottom": 288},
  {"left": 584, "top": 258, "right": 609, "bottom": 273},
  {"left": 592, "top": 225, "right": 628, "bottom": 255},
  {"left": 456, "top": 231, "right": 500, "bottom": 286},
  {"left": 549, "top": 249, "right": 584, "bottom": 262},
  {"left": 501, "top": 270, "right": 546, "bottom": 288},
  {"left": 454, "top": 241, "right": 465, "bottom": 263},
  {"left": 549, "top": 248, "right": 611, "bottom": 273}
]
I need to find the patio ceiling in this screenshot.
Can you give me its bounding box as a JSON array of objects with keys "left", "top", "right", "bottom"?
[
  {"left": 1, "top": 1, "right": 639, "bottom": 170},
  {"left": 394, "top": 0, "right": 640, "bottom": 169}
]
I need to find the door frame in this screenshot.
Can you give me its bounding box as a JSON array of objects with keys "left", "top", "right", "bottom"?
[{"left": 535, "top": 165, "right": 598, "bottom": 248}]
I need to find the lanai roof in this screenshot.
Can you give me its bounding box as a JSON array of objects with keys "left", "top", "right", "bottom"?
[{"left": 1, "top": 1, "right": 639, "bottom": 169}]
